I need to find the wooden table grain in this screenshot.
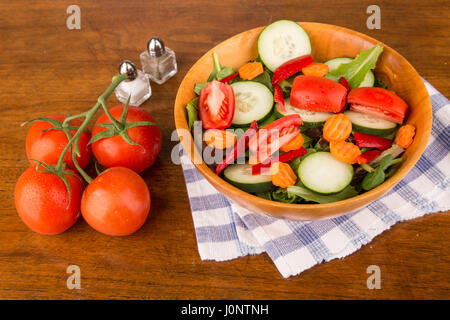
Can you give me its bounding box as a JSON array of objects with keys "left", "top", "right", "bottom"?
[{"left": 0, "top": 0, "right": 448, "bottom": 300}]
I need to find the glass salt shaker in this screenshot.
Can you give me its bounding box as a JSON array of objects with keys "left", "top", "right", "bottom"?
[
  {"left": 140, "top": 37, "right": 177, "bottom": 85},
  {"left": 114, "top": 60, "right": 152, "bottom": 106}
]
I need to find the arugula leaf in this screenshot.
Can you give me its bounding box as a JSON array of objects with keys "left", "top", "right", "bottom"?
[
  {"left": 255, "top": 191, "right": 272, "bottom": 201},
  {"left": 328, "top": 44, "right": 383, "bottom": 88},
  {"left": 374, "top": 77, "right": 387, "bottom": 89},
  {"left": 370, "top": 144, "right": 404, "bottom": 166},
  {"left": 287, "top": 185, "right": 359, "bottom": 204},
  {"left": 185, "top": 97, "right": 198, "bottom": 130},
  {"left": 252, "top": 71, "right": 272, "bottom": 90},
  {"left": 271, "top": 189, "right": 298, "bottom": 203},
  {"left": 362, "top": 154, "right": 393, "bottom": 190}
]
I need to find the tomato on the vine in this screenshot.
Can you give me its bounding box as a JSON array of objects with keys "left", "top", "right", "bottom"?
[
  {"left": 91, "top": 106, "right": 162, "bottom": 173},
  {"left": 14, "top": 167, "right": 84, "bottom": 235},
  {"left": 81, "top": 167, "right": 150, "bottom": 236},
  {"left": 26, "top": 114, "right": 92, "bottom": 169}
]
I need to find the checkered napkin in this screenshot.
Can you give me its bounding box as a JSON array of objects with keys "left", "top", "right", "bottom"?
[{"left": 179, "top": 80, "right": 450, "bottom": 278}]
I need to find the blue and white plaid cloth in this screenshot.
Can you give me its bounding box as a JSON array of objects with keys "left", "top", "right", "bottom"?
[{"left": 179, "top": 80, "right": 450, "bottom": 278}]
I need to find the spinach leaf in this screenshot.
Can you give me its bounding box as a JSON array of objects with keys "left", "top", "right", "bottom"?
[
  {"left": 328, "top": 44, "right": 383, "bottom": 88},
  {"left": 287, "top": 185, "right": 359, "bottom": 204},
  {"left": 210, "top": 52, "right": 235, "bottom": 81},
  {"left": 194, "top": 53, "right": 235, "bottom": 95},
  {"left": 193, "top": 82, "right": 208, "bottom": 95},
  {"left": 362, "top": 154, "right": 393, "bottom": 190},
  {"left": 185, "top": 97, "right": 198, "bottom": 130}
]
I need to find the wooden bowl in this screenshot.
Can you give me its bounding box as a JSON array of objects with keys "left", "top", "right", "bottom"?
[{"left": 174, "top": 22, "right": 432, "bottom": 220}]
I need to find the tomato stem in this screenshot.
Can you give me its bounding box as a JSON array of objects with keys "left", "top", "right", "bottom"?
[{"left": 55, "top": 73, "right": 128, "bottom": 181}]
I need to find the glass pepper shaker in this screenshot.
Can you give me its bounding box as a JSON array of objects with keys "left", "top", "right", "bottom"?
[
  {"left": 140, "top": 37, "right": 177, "bottom": 85},
  {"left": 114, "top": 60, "right": 152, "bottom": 107}
]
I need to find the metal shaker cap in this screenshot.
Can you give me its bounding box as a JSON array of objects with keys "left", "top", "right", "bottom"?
[
  {"left": 119, "top": 60, "right": 138, "bottom": 80},
  {"left": 147, "top": 37, "right": 166, "bottom": 57}
]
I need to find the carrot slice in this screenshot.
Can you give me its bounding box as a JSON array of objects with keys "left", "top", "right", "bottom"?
[
  {"left": 204, "top": 129, "right": 237, "bottom": 149},
  {"left": 238, "top": 62, "right": 264, "bottom": 80},
  {"left": 280, "top": 133, "right": 304, "bottom": 152},
  {"left": 394, "top": 124, "right": 415, "bottom": 149},
  {"left": 323, "top": 113, "right": 352, "bottom": 142},
  {"left": 270, "top": 162, "right": 297, "bottom": 188},
  {"left": 330, "top": 140, "right": 361, "bottom": 164},
  {"left": 301, "top": 63, "right": 329, "bottom": 77}
]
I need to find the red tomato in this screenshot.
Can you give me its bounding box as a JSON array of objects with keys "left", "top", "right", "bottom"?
[
  {"left": 26, "top": 114, "right": 92, "bottom": 169},
  {"left": 248, "top": 114, "right": 303, "bottom": 163},
  {"left": 198, "top": 80, "right": 235, "bottom": 129},
  {"left": 290, "top": 75, "right": 348, "bottom": 113},
  {"left": 14, "top": 167, "right": 83, "bottom": 235},
  {"left": 81, "top": 167, "right": 150, "bottom": 236},
  {"left": 92, "top": 106, "right": 162, "bottom": 173},
  {"left": 348, "top": 87, "right": 409, "bottom": 124}
]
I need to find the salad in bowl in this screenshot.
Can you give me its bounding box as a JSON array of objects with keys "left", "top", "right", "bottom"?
[{"left": 176, "top": 20, "right": 431, "bottom": 219}]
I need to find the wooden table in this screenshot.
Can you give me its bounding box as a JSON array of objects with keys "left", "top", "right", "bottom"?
[{"left": 0, "top": 0, "right": 448, "bottom": 300}]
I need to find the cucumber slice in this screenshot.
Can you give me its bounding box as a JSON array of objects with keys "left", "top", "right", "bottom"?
[
  {"left": 223, "top": 164, "right": 275, "bottom": 193},
  {"left": 275, "top": 98, "right": 332, "bottom": 127},
  {"left": 298, "top": 152, "right": 353, "bottom": 194},
  {"left": 325, "top": 57, "right": 375, "bottom": 87},
  {"left": 258, "top": 20, "right": 311, "bottom": 72},
  {"left": 231, "top": 81, "right": 274, "bottom": 127},
  {"left": 344, "top": 110, "right": 397, "bottom": 137}
]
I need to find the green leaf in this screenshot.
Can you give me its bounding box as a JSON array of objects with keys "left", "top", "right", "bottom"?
[
  {"left": 217, "top": 67, "right": 235, "bottom": 81},
  {"left": 271, "top": 189, "right": 298, "bottom": 203},
  {"left": 362, "top": 154, "right": 393, "bottom": 190},
  {"left": 194, "top": 82, "right": 208, "bottom": 95},
  {"left": 287, "top": 185, "right": 359, "bottom": 204},
  {"left": 328, "top": 44, "right": 383, "bottom": 88},
  {"left": 374, "top": 77, "right": 387, "bottom": 89},
  {"left": 186, "top": 97, "right": 198, "bottom": 130},
  {"left": 252, "top": 71, "right": 272, "bottom": 90},
  {"left": 255, "top": 192, "right": 272, "bottom": 201}
]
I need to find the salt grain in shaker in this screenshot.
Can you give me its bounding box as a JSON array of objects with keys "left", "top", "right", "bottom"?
[
  {"left": 114, "top": 60, "right": 152, "bottom": 106},
  {"left": 140, "top": 37, "right": 177, "bottom": 85}
]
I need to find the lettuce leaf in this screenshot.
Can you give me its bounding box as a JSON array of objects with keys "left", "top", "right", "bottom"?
[
  {"left": 287, "top": 185, "right": 358, "bottom": 204},
  {"left": 328, "top": 44, "right": 383, "bottom": 88}
]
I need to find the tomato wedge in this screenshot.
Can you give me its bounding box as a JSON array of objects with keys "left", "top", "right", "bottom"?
[
  {"left": 348, "top": 87, "right": 408, "bottom": 124},
  {"left": 198, "top": 80, "right": 235, "bottom": 129},
  {"left": 248, "top": 114, "right": 303, "bottom": 163},
  {"left": 290, "top": 75, "right": 348, "bottom": 113}
]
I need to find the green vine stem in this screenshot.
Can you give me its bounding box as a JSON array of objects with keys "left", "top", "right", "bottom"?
[{"left": 55, "top": 73, "right": 128, "bottom": 183}]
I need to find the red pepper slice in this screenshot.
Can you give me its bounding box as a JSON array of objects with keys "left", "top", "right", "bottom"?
[
  {"left": 220, "top": 72, "right": 239, "bottom": 84},
  {"left": 273, "top": 84, "right": 286, "bottom": 112},
  {"left": 354, "top": 132, "right": 392, "bottom": 151},
  {"left": 339, "top": 77, "right": 351, "bottom": 93},
  {"left": 356, "top": 149, "right": 382, "bottom": 164},
  {"left": 272, "top": 55, "right": 314, "bottom": 85},
  {"left": 252, "top": 147, "right": 307, "bottom": 175},
  {"left": 215, "top": 121, "right": 258, "bottom": 175},
  {"left": 248, "top": 114, "right": 303, "bottom": 164}
]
